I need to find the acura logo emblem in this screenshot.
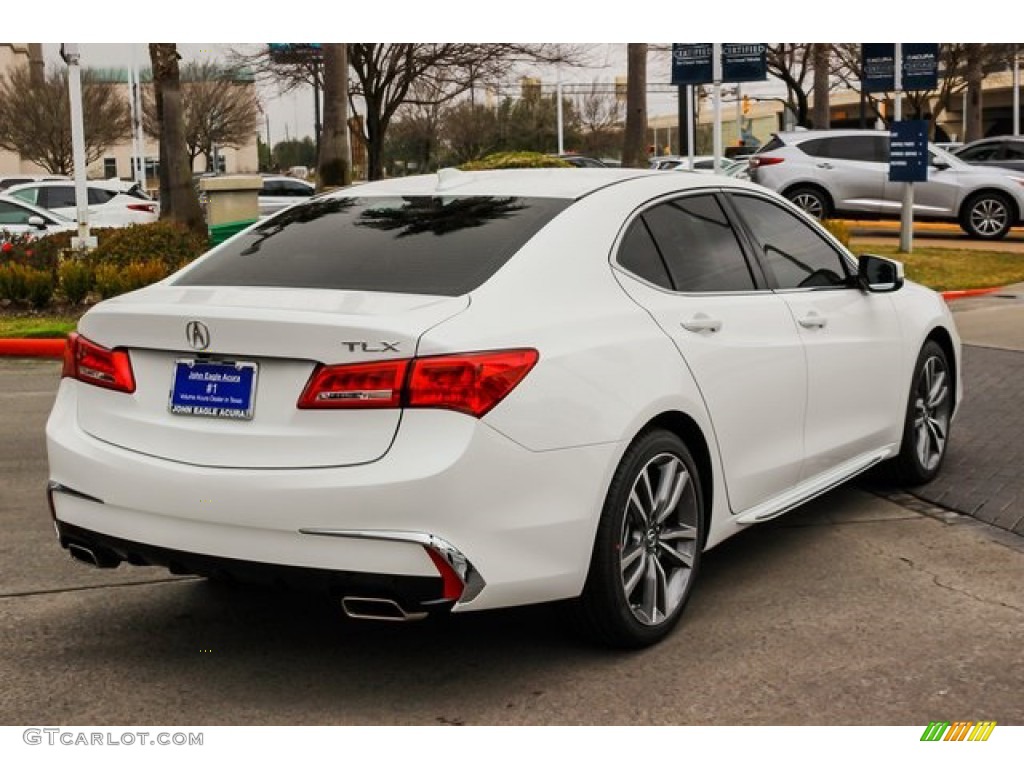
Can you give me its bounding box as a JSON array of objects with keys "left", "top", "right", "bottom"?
[{"left": 186, "top": 321, "right": 210, "bottom": 351}]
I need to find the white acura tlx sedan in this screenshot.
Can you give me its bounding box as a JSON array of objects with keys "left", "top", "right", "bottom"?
[{"left": 47, "top": 168, "right": 960, "bottom": 647}]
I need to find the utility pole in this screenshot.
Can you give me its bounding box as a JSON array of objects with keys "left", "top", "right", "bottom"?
[
  {"left": 60, "top": 44, "right": 95, "bottom": 251},
  {"left": 712, "top": 43, "right": 722, "bottom": 174}
]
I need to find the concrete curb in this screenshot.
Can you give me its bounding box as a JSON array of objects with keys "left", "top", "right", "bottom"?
[
  {"left": 0, "top": 338, "right": 66, "bottom": 358},
  {"left": 941, "top": 287, "right": 1004, "bottom": 301}
]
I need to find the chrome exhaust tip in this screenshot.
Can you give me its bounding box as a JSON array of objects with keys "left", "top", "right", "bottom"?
[
  {"left": 341, "top": 596, "right": 428, "bottom": 622},
  {"left": 67, "top": 542, "right": 120, "bottom": 569}
]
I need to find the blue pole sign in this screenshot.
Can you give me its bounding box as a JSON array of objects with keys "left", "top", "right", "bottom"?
[
  {"left": 672, "top": 44, "right": 713, "bottom": 86},
  {"left": 889, "top": 120, "right": 930, "bottom": 182},
  {"left": 902, "top": 43, "right": 939, "bottom": 90},
  {"left": 863, "top": 43, "right": 939, "bottom": 92},
  {"left": 722, "top": 44, "right": 768, "bottom": 83},
  {"left": 863, "top": 43, "right": 895, "bottom": 92}
]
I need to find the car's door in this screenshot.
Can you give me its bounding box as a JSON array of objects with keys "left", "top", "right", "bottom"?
[
  {"left": 882, "top": 149, "right": 960, "bottom": 218},
  {"left": 39, "top": 184, "right": 79, "bottom": 219},
  {"left": 0, "top": 199, "right": 42, "bottom": 235},
  {"left": 727, "top": 192, "right": 904, "bottom": 480},
  {"left": 612, "top": 192, "right": 807, "bottom": 513},
  {"left": 798, "top": 135, "right": 888, "bottom": 214}
]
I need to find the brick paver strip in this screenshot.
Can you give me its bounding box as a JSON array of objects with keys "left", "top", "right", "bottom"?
[{"left": 912, "top": 345, "right": 1024, "bottom": 535}]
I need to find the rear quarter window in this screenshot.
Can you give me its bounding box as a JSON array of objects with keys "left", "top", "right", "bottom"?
[{"left": 175, "top": 195, "right": 572, "bottom": 296}]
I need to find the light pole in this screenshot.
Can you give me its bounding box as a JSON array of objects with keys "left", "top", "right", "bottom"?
[{"left": 60, "top": 43, "right": 95, "bottom": 251}]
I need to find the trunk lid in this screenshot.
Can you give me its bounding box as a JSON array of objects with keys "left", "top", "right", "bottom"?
[{"left": 75, "top": 286, "right": 468, "bottom": 468}]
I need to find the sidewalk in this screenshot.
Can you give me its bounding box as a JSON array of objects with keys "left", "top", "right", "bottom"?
[{"left": 909, "top": 282, "right": 1024, "bottom": 535}]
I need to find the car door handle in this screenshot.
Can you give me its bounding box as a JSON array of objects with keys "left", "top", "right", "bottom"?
[
  {"left": 816, "top": 162, "right": 834, "bottom": 170},
  {"left": 681, "top": 314, "right": 723, "bottom": 334},
  {"left": 797, "top": 312, "right": 828, "bottom": 330}
]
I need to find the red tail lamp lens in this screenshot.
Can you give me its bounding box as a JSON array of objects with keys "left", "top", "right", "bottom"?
[
  {"left": 297, "top": 360, "right": 409, "bottom": 409},
  {"left": 407, "top": 349, "right": 539, "bottom": 417},
  {"left": 62, "top": 332, "right": 136, "bottom": 393}
]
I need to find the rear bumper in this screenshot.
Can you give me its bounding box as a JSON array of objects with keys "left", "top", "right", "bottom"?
[
  {"left": 55, "top": 520, "right": 454, "bottom": 617},
  {"left": 46, "top": 380, "right": 622, "bottom": 612}
]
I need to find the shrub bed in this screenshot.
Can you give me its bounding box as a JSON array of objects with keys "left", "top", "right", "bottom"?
[{"left": 0, "top": 221, "right": 208, "bottom": 311}]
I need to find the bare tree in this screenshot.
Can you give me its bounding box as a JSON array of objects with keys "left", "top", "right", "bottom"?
[
  {"left": 964, "top": 45, "right": 985, "bottom": 142},
  {"left": 237, "top": 44, "right": 585, "bottom": 180},
  {"left": 622, "top": 44, "right": 647, "bottom": 167},
  {"left": 318, "top": 44, "right": 352, "bottom": 188},
  {"left": 350, "top": 44, "right": 584, "bottom": 179},
  {"left": 575, "top": 80, "right": 622, "bottom": 157},
  {"left": 149, "top": 44, "right": 204, "bottom": 234},
  {"left": 766, "top": 44, "right": 814, "bottom": 127},
  {"left": 0, "top": 65, "right": 130, "bottom": 175},
  {"left": 143, "top": 61, "right": 262, "bottom": 171},
  {"left": 812, "top": 44, "right": 830, "bottom": 129}
]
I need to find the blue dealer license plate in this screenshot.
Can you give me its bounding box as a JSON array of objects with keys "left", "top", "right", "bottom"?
[{"left": 169, "top": 360, "right": 258, "bottom": 420}]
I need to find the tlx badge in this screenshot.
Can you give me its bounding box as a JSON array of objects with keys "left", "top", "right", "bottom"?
[{"left": 342, "top": 341, "right": 400, "bottom": 353}]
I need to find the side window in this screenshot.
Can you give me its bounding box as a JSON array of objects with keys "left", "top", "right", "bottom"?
[
  {"left": 959, "top": 143, "right": 1000, "bottom": 161},
  {"left": 9, "top": 187, "right": 38, "bottom": 205},
  {"left": 87, "top": 188, "right": 117, "bottom": 205},
  {"left": 615, "top": 217, "right": 673, "bottom": 290},
  {"left": 730, "top": 194, "right": 851, "bottom": 290},
  {"left": 285, "top": 181, "right": 314, "bottom": 197},
  {"left": 43, "top": 186, "right": 78, "bottom": 209},
  {"left": 0, "top": 200, "right": 32, "bottom": 225},
  {"left": 827, "top": 136, "right": 883, "bottom": 162},
  {"left": 1001, "top": 143, "right": 1024, "bottom": 160},
  {"left": 798, "top": 138, "right": 830, "bottom": 158},
  {"left": 262, "top": 180, "right": 282, "bottom": 196},
  {"left": 642, "top": 195, "right": 756, "bottom": 292}
]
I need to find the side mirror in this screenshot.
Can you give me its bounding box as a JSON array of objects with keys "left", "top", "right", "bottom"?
[
  {"left": 858, "top": 254, "right": 904, "bottom": 293},
  {"left": 930, "top": 159, "right": 950, "bottom": 171},
  {"left": 27, "top": 215, "right": 47, "bottom": 230}
]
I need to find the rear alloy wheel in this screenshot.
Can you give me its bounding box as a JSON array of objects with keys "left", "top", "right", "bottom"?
[
  {"left": 890, "top": 341, "right": 953, "bottom": 485},
  {"left": 960, "top": 193, "right": 1013, "bottom": 239},
  {"left": 785, "top": 186, "right": 829, "bottom": 220},
  {"left": 575, "top": 430, "right": 704, "bottom": 648}
]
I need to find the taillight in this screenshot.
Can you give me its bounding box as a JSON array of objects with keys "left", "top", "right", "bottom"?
[
  {"left": 407, "top": 349, "right": 539, "bottom": 417},
  {"left": 126, "top": 203, "right": 157, "bottom": 213},
  {"left": 297, "top": 360, "right": 409, "bottom": 409},
  {"left": 296, "top": 349, "right": 539, "bottom": 418},
  {"left": 749, "top": 156, "right": 785, "bottom": 168},
  {"left": 62, "top": 332, "right": 136, "bottom": 393}
]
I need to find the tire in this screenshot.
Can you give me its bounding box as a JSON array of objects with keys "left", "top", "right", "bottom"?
[
  {"left": 888, "top": 340, "right": 953, "bottom": 486},
  {"left": 960, "top": 192, "right": 1013, "bottom": 240},
  {"left": 785, "top": 186, "right": 830, "bottom": 220},
  {"left": 574, "top": 430, "right": 705, "bottom": 649}
]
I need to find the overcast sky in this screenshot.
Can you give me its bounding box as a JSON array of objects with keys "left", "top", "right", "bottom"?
[{"left": 37, "top": 43, "right": 792, "bottom": 147}]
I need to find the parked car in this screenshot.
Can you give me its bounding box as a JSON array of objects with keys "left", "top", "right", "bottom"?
[
  {"left": 6, "top": 180, "right": 158, "bottom": 228},
  {"left": 651, "top": 155, "right": 738, "bottom": 173},
  {"left": 48, "top": 168, "right": 960, "bottom": 648},
  {"left": 748, "top": 129, "right": 1024, "bottom": 239},
  {"left": 952, "top": 136, "right": 1024, "bottom": 174},
  {"left": 550, "top": 154, "right": 609, "bottom": 168},
  {"left": 259, "top": 175, "right": 316, "bottom": 217},
  {"left": 0, "top": 194, "right": 76, "bottom": 237}
]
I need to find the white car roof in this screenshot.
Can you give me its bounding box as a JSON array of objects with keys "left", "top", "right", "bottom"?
[{"left": 325, "top": 168, "right": 731, "bottom": 200}]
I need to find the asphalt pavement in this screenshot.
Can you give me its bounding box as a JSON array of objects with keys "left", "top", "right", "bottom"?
[{"left": 908, "top": 282, "right": 1024, "bottom": 536}]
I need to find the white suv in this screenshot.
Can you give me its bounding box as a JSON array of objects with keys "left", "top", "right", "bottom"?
[{"left": 749, "top": 129, "right": 1024, "bottom": 239}]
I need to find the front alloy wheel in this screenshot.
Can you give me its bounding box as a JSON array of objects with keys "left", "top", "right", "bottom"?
[
  {"left": 890, "top": 340, "right": 953, "bottom": 485},
  {"left": 962, "top": 194, "right": 1012, "bottom": 239},
  {"left": 575, "top": 430, "right": 704, "bottom": 648}
]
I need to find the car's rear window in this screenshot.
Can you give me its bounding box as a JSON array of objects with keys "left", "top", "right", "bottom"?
[{"left": 175, "top": 195, "right": 572, "bottom": 296}]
